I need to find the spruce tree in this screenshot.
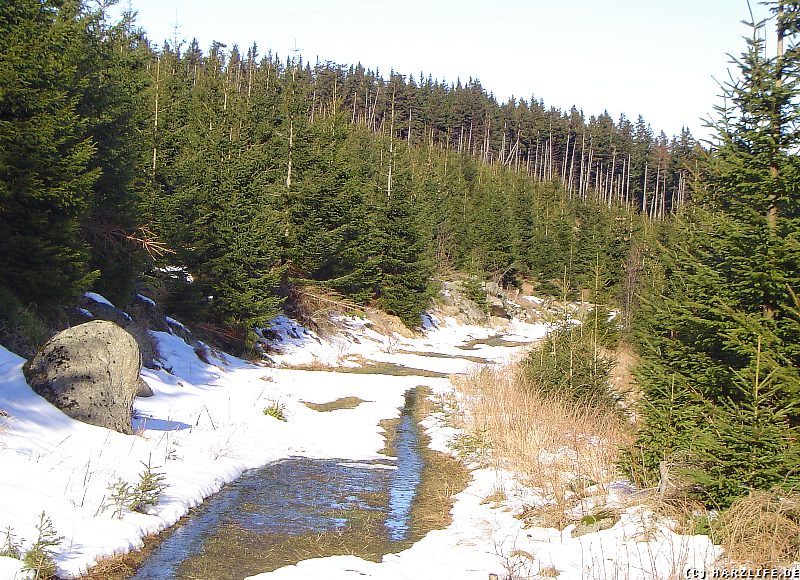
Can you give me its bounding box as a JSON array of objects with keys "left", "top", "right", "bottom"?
[
  {"left": 0, "top": 0, "right": 98, "bottom": 309},
  {"left": 627, "top": 2, "right": 800, "bottom": 506},
  {"left": 76, "top": 3, "right": 150, "bottom": 305}
]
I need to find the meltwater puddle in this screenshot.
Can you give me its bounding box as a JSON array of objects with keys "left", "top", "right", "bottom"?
[{"left": 130, "top": 388, "right": 424, "bottom": 580}]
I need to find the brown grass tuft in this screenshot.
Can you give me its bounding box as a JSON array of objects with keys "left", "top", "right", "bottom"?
[
  {"left": 302, "top": 397, "right": 367, "bottom": 412},
  {"left": 287, "top": 285, "right": 365, "bottom": 337},
  {"left": 716, "top": 489, "right": 800, "bottom": 567},
  {"left": 81, "top": 533, "right": 162, "bottom": 579},
  {"left": 453, "top": 364, "right": 632, "bottom": 528}
]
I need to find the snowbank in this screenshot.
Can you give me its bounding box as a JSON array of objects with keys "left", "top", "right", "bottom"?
[{"left": 0, "top": 302, "right": 718, "bottom": 579}]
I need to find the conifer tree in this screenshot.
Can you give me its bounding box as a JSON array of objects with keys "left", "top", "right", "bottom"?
[
  {"left": 0, "top": 0, "right": 98, "bottom": 309},
  {"left": 628, "top": 2, "right": 800, "bottom": 506},
  {"left": 76, "top": 3, "right": 150, "bottom": 305}
]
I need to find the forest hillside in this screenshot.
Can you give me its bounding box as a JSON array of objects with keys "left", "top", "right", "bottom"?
[{"left": 1, "top": 0, "right": 799, "bottom": 561}]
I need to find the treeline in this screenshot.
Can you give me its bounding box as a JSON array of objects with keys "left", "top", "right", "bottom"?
[
  {"left": 1, "top": 0, "right": 679, "bottom": 349},
  {"left": 275, "top": 55, "right": 697, "bottom": 218}
]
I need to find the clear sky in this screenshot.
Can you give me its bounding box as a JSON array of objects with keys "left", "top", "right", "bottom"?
[{"left": 111, "top": 0, "right": 774, "bottom": 139}]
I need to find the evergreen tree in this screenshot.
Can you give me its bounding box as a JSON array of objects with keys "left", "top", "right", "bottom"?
[
  {"left": 627, "top": 3, "right": 800, "bottom": 506},
  {"left": 0, "top": 0, "right": 98, "bottom": 309},
  {"left": 76, "top": 3, "right": 150, "bottom": 305},
  {"left": 368, "top": 140, "right": 434, "bottom": 326}
]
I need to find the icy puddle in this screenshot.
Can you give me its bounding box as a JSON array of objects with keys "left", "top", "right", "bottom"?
[{"left": 130, "top": 388, "right": 447, "bottom": 580}]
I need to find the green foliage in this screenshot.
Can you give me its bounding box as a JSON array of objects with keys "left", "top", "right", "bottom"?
[
  {"left": 128, "top": 460, "right": 167, "bottom": 514},
  {"left": 77, "top": 7, "right": 151, "bottom": 305},
  {"left": 459, "top": 277, "right": 488, "bottom": 313},
  {"left": 0, "top": 0, "right": 98, "bottom": 309},
  {"left": 0, "top": 526, "right": 21, "bottom": 560},
  {"left": 0, "top": 287, "right": 49, "bottom": 357},
  {"left": 628, "top": 6, "right": 800, "bottom": 507},
  {"left": 263, "top": 401, "right": 287, "bottom": 422},
  {"left": 101, "top": 461, "right": 167, "bottom": 518},
  {"left": 690, "top": 341, "right": 800, "bottom": 508},
  {"left": 520, "top": 314, "right": 619, "bottom": 411},
  {"left": 103, "top": 477, "right": 134, "bottom": 520},
  {"left": 0, "top": 0, "right": 693, "bottom": 349},
  {"left": 22, "top": 511, "right": 63, "bottom": 580}
]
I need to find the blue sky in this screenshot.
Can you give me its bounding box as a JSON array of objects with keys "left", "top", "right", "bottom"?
[{"left": 111, "top": 0, "right": 774, "bottom": 139}]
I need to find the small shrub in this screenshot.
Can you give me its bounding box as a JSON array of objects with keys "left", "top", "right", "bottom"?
[
  {"left": 102, "top": 461, "right": 167, "bottom": 517},
  {"left": 520, "top": 320, "right": 619, "bottom": 412},
  {"left": 0, "top": 525, "right": 21, "bottom": 559},
  {"left": 0, "top": 288, "right": 49, "bottom": 358},
  {"left": 22, "top": 511, "right": 63, "bottom": 580},
  {"left": 102, "top": 478, "right": 134, "bottom": 519},
  {"left": 129, "top": 460, "right": 167, "bottom": 514},
  {"left": 263, "top": 401, "right": 287, "bottom": 421},
  {"left": 459, "top": 277, "right": 488, "bottom": 313}
]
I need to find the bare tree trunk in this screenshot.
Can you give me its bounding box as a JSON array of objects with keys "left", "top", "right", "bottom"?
[
  {"left": 151, "top": 56, "right": 161, "bottom": 185},
  {"left": 625, "top": 154, "right": 631, "bottom": 207},
  {"left": 568, "top": 134, "right": 577, "bottom": 196},
  {"left": 286, "top": 120, "right": 293, "bottom": 189},
  {"left": 387, "top": 90, "right": 395, "bottom": 196},
  {"left": 642, "top": 161, "right": 648, "bottom": 216},
  {"left": 610, "top": 147, "right": 617, "bottom": 206},
  {"left": 548, "top": 121, "right": 554, "bottom": 181}
]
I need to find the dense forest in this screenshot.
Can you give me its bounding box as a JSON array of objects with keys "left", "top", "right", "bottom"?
[
  {"left": 0, "top": 1, "right": 696, "bottom": 343},
  {"left": 1, "top": 0, "right": 799, "bottom": 514}
]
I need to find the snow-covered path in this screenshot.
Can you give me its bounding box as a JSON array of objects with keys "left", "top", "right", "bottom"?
[{"left": 0, "top": 312, "right": 717, "bottom": 579}]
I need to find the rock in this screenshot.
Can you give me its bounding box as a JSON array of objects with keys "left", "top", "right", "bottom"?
[
  {"left": 23, "top": 320, "right": 141, "bottom": 434},
  {"left": 129, "top": 293, "right": 170, "bottom": 333},
  {"left": 136, "top": 378, "right": 154, "bottom": 398},
  {"left": 488, "top": 304, "right": 511, "bottom": 320},
  {"left": 78, "top": 294, "right": 132, "bottom": 328}
]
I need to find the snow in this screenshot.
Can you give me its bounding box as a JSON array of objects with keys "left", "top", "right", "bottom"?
[
  {"left": 82, "top": 292, "right": 115, "bottom": 308},
  {"left": 135, "top": 293, "right": 156, "bottom": 307},
  {"left": 164, "top": 316, "right": 189, "bottom": 333},
  {"left": 0, "top": 302, "right": 719, "bottom": 579}
]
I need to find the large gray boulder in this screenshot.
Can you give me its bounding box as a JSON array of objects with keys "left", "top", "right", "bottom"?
[{"left": 23, "top": 320, "right": 141, "bottom": 434}]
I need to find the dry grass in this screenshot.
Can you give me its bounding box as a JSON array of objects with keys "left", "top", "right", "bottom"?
[
  {"left": 287, "top": 360, "right": 449, "bottom": 379},
  {"left": 453, "top": 364, "right": 632, "bottom": 528},
  {"left": 302, "top": 397, "right": 367, "bottom": 412},
  {"left": 641, "top": 494, "right": 708, "bottom": 536},
  {"left": 606, "top": 341, "right": 639, "bottom": 409},
  {"left": 287, "top": 284, "right": 365, "bottom": 337},
  {"left": 81, "top": 533, "right": 163, "bottom": 579},
  {"left": 715, "top": 489, "right": 800, "bottom": 567},
  {"left": 364, "top": 309, "right": 417, "bottom": 339},
  {"left": 287, "top": 284, "right": 415, "bottom": 340}
]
